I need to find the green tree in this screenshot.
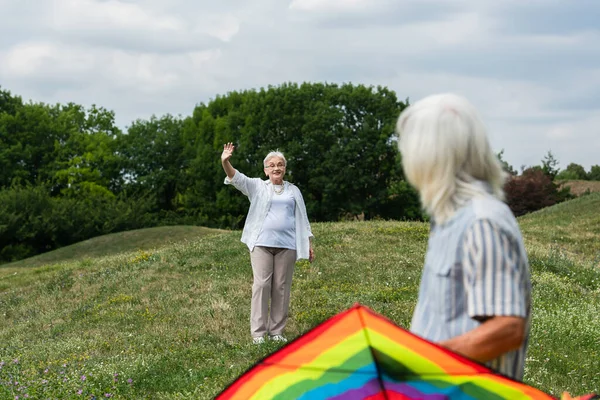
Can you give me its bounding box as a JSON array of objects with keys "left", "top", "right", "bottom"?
[
  {"left": 183, "top": 82, "right": 410, "bottom": 226},
  {"left": 0, "top": 96, "right": 123, "bottom": 196},
  {"left": 0, "top": 184, "right": 157, "bottom": 263},
  {"left": 0, "top": 87, "right": 23, "bottom": 115},
  {"left": 556, "top": 163, "right": 588, "bottom": 181},
  {"left": 497, "top": 150, "right": 517, "bottom": 176},
  {"left": 541, "top": 150, "right": 560, "bottom": 180},
  {"left": 52, "top": 104, "right": 124, "bottom": 198},
  {"left": 0, "top": 102, "right": 67, "bottom": 188},
  {"left": 120, "top": 115, "right": 186, "bottom": 211},
  {"left": 587, "top": 165, "right": 600, "bottom": 181}
]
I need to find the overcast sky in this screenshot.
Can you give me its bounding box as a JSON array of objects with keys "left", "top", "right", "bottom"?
[{"left": 1, "top": 0, "right": 599, "bottom": 170}]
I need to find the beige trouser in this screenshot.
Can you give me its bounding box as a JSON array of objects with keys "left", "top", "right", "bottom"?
[{"left": 249, "top": 246, "right": 296, "bottom": 338}]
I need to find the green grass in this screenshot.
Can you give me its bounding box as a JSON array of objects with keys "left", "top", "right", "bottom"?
[
  {"left": 1, "top": 199, "right": 599, "bottom": 399},
  {"left": 0, "top": 225, "right": 226, "bottom": 272},
  {"left": 519, "top": 192, "right": 600, "bottom": 263}
]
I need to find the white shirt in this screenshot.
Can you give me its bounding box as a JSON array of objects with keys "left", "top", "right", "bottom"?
[
  {"left": 224, "top": 169, "right": 314, "bottom": 260},
  {"left": 256, "top": 188, "right": 296, "bottom": 250}
]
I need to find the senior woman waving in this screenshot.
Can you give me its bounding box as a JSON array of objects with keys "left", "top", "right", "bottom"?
[{"left": 221, "top": 142, "right": 314, "bottom": 344}]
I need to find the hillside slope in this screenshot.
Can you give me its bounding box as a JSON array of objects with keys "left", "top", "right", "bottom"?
[
  {"left": 0, "top": 225, "right": 227, "bottom": 271},
  {"left": 519, "top": 192, "right": 600, "bottom": 264},
  {"left": 1, "top": 199, "right": 598, "bottom": 399}
]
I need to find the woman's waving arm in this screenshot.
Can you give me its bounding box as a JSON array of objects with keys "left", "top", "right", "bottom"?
[{"left": 221, "top": 142, "right": 236, "bottom": 180}]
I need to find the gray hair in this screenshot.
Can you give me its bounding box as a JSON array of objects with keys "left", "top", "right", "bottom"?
[
  {"left": 396, "top": 93, "right": 507, "bottom": 224},
  {"left": 263, "top": 150, "right": 287, "bottom": 167}
]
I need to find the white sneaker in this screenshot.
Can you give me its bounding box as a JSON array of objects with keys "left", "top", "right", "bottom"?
[
  {"left": 269, "top": 334, "right": 287, "bottom": 343},
  {"left": 252, "top": 336, "right": 265, "bottom": 345}
]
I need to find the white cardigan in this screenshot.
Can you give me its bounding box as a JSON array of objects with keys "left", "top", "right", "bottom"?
[{"left": 224, "top": 170, "right": 314, "bottom": 261}]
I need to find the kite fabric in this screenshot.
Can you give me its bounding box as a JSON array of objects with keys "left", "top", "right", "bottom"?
[{"left": 216, "top": 304, "right": 597, "bottom": 400}]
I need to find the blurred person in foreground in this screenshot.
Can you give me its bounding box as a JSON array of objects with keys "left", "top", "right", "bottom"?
[
  {"left": 221, "top": 142, "right": 314, "bottom": 345},
  {"left": 396, "top": 93, "right": 532, "bottom": 380}
]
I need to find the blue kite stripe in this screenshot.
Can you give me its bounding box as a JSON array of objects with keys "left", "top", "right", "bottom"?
[{"left": 295, "top": 364, "right": 378, "bottom": 400}]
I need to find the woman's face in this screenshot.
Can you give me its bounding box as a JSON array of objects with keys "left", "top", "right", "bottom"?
[{"left": 264, "top": 156, "right": 286, "bottom": 184}]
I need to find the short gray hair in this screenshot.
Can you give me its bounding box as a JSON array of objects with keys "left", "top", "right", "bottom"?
[
  {"left": 396, "top": 93, "right": 507, "bottom": 224},
  {"left": 263, "top": 150, "right": 287, "bottom": 167}
]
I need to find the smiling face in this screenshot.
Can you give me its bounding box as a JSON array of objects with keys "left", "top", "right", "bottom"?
[{"left": 264, "top": 156, "right": 286, "bottom": 185}]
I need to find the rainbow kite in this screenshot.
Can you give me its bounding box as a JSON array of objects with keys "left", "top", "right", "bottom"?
[{"left": 216, "top": 304, "right": 597, "bottom": 400}]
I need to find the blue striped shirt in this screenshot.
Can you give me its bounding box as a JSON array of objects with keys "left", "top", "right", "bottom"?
[{"left": 410, "top": 195, "right": 532, "bottom": 380}]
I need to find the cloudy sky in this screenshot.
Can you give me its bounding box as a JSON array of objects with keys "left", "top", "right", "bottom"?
[{"left": 1, "top": 0, "right": 599, "bottom": 171}]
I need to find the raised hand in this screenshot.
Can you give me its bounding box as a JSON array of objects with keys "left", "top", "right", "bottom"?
[{"left": 221, "top": 142, "right": 235, "bottom": 162}]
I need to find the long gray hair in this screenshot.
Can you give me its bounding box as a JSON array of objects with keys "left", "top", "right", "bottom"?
[{"left": 396, "top": 93, "right": 507, "bottom": 224}]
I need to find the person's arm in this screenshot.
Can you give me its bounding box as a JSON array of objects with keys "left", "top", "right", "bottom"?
[
  {"left": 221, "top": 142, "right": 261, "bottom": 198},
  {"left": 441, "top": 219, "right": 528, "bottom": 362},
  {"left": 221, "top": 142, "right": 236, "bottom": 180},
  {"left": 439, "top": 316, "right": 525, "bottom": 362}
]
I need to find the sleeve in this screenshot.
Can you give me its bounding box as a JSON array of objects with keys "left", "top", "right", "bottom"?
[
  {"left": 224, "top": 169, "right": 261, "bottom": 199},
  {"left": 462, "top": 219, "right": 527, "bottom": 321},
  {"left": 293, "top": 185, "right": 314, "bottom": 239}
]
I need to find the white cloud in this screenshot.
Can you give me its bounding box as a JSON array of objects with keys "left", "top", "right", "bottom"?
[
  {"left": 398, "top": 11, "right": 491, "bottom": 46},
  {"left": 379, "top": 69, "right": 599, "bottom": 170},
  {"left": 197, "top": 14, "right": 240, "bottom": 42},
  {"left": 51, "top": 0, "right": 183, "bottom": 31},
  {"left": 4, "top": 43, "right": 57, "bottom": 76},
  {"left": 540, "top": 113, "right": 600, "bottom": 169},
  {"left": 289, "top": 0, "right": 370, "bottom": 12},
  {"left": 0, "top": 0, "right": 598, "bottom": 171},
  {"left": 47, "top": 0, "right": 239, "bottom": 51},
  {"left": 547, "top": 126, "right": 574, "bottom": 140},
  {"left": 3, "top": 42, "right": 96, "bottom": 78}
]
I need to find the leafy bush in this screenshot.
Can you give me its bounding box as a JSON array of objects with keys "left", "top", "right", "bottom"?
[
  {"left": 588, "top": 165, "right": 600, "bottom": 181},
  {"left": 0, "top": 185, "right": 159, "bottom": 263},
  {"left": 504, "top": 168, "right": 573, "bottom": 217},
  {"left": 380, "top": 180, "right": 424, "bottom": 221}
]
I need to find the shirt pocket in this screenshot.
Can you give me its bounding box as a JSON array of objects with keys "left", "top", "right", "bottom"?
[{"left": 434, "top": 262, "right": 465, "bottom": 322}]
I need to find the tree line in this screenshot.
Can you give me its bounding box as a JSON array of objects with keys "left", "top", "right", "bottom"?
[
  {"left": 1, "top": 83, "right": 597, "bottom": 263},
  {"left": 0, "top": 83, "right": 421, "bottom": 262}
]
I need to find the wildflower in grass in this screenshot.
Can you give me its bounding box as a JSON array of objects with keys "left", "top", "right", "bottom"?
[
  {"left": 44, "top": 369, "right": 48, "bottom": 374},
  {"left": 77, "top": 389, "right": 83, "bottom": 395},
  {"left": 42, "top": 379, "right": 48, "bottom": 384},
  {"left": 13, "top": 359, "right": 19, "bottom": 364},
  {"left": 105, "top": 393, "right": 112, "bottom": 398},
  {"left": 127, "top": 378, "right": 133, "bottom": 384},
  {"left": 81, "top": 375, "right": 86, "bottom": 381}
]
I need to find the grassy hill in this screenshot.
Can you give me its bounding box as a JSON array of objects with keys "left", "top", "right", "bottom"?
[
  {"left": 519, "top": 192, "right": 600, "bottom": 264},
  {"left": 1, "top": 197, "right": 599, "bottom": 399},
  {"left": 1, "top": 225, "right": 228, "bottom": 272}
]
